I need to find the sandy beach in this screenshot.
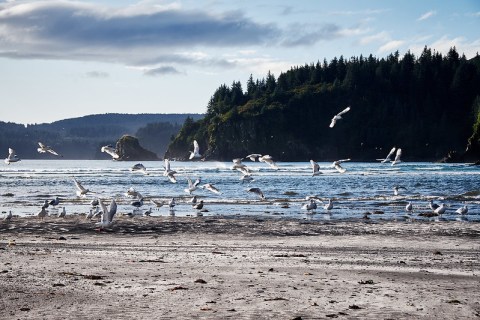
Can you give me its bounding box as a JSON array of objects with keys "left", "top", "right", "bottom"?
[{"left": 1, "top": 215, "right": 479, "bottom": 319}]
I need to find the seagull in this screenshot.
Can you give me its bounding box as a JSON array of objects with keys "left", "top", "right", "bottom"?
[
  {"left": 37, "top": 142, "right": 62, "bottom": 157},
  {"left": 96, "top": 198, "right": 117, "bottom": 229},
  {"left": 49, "top": 197, "right": 60, "bottom": 209},
  {"left": 58, "top": 207, "right": 66, "bottom": 218},
  {"left": 377, "top": 147, "right": 396, "bottom": 163},
  {"left": 73, "top": 177, "right": 90, "bottom": 197},
  {"left": 163, "top": 159, "right": 177, "bottom": 183},
  {"left": 4, "top": 148, "right": 20, "bottom": 165},
  {"left": 189, "top": 140, "right": 202, "bottom": 160},
  {"left": 101, "top": 145, "right": 119, "bottom": 160},
  {"left": 42, "top": 200, "right": 49, "bottom": 209},
  {"left": 86, "top": 208, "right": 95, "bottom": 220},
  {"left": 130, "top": 163, "right": 148, "bottom": 175},
  {"left": 301, "top": 199, "right": 317, "bottom": 213},
  {"left": 323, "top": 199, "right": 333, "bottom": 211},
  {"left": 232, "top": 158, "right": 251, "bottom": 175},
  {"left": 391, "top": 148, "right": 402, "bottom": 165},
  {"left": 169, "top": 198, "right": 176, "bottom": 210},
  {"left": 405, "top": 201, "right": 413, "bottom": 213},
  {"left": 429, "top": 200, "right": 440, "bottom": 211},
  {"left": 90, "top": 198, "right": 99, "bottom": 208},
  {"left": 192, "top": 200, "right": 204, "bottom": 210},
  {"left": 259, "top": 155, "right": 278, "bottom": 169},
  {"left": 185, "top": 177, "right": 201, "bottom": 194},
  {"left": 38, "top": 207, "right": 48, "bottom": 220},
  {"left": 240, "top": 174, "right": 254, "bottom": 183},
  {"left": 332, "top": 159, "right": 350, "bottom": 173},
  {"left": 150, "top": 199, "right": 164, "bottom": 208},
  {"left": 455, "top": 205, "right": 468, "bottom": 215},
  {"left": 245, "top": 154, "right": 262, "bottom": 162},
  {"left": 189, "top": 195, "right": 198, "bottom": 204},
  {"left": 434, "top": 203, "right": 447, "bottom": 215},
  {"left": 247, "top": 187, "right": 265, "bottom": 200},
  {"left": 125, "top": 187, "right": 142, "bottom": 199},
  {"left": 329, "top": 106, "right": 351, "bottom": 128},
  {"left": 393, "top": 186, "right": 407, "bottom": 196},
  {"left": 3, "top": 210, "right": 12, "bottom": 221},
  {"left": 131, "top": 197, "right": 144, "bottom": 210},
  {"left": 201, "top": 183, "right": 221, "bottom": 194},
  {"left": 310, "top": 160, "right": 322, "bottom": 176},
  {"left": 144, "top": 208, "right": 152, "bottom": 216}
]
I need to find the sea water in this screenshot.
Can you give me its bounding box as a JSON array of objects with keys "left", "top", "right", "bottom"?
[{"left": 0, "top": 160, "right": 478, "bottom": 222}]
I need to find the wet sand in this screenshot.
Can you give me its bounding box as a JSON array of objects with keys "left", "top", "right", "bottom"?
[{"left": 1, "top": 215, "right": 479, "bottom": 319}]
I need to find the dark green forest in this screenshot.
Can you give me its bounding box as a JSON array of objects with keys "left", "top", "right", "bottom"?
[
  {"left": 165, "top": 47, "right": 480, "bottom": 162},
  {"left": 0, "top": 113, "right": 202, "bottom": 159}
]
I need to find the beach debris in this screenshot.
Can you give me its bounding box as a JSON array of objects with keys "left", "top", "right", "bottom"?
[
  {"left": 194, "top": 279, "right": 207, "bottom": 284},
  {"left": 348, "top": 304, "right": 362, "bottom": 310},
  {"left": 358, "top": 280, "right": 375, "bottom": 285}
]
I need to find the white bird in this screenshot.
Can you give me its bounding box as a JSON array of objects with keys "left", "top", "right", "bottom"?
[
  {"left": 391, "top": 148, "right": 402, "bottom": 165},
  {"left": 58, "top": 207, "right": 66, "bottom": 218},
  {"left": 150, "top": 199, "right": 164, "bottom": 208},
  {"left": 4, "top": 148, "right": 20, "bottom": 165},
  {"left": 247, "top": 187, "right": 265, "bottom": 200},
  {"left": 185, "top": 177, "right": 201, "bottom": 194},
  {"left": 189, "top": 195, "right": 198, "bottom": 204},
  {"left": 130, "top": 163, "right": 148, "bottom": 175},
  {"left": 302, "top": 199, "right": 317, "bottom": 213},
  {"left": 201, "top": 183, "right": 221, "bottom": 194},
  {"left": 189, "top": 140, "right": 202, "bottom": 160},
  {"left": 37, "top": 142, "right": 62, "bottom": 157},
  {"left": 332, "top": 159, "right": 350, "bottom": 173},
  {"left": 310, "top": 160, "right": 322, "bottom": 176},
  {"left": 245, "top": 154, "right": 262, "bottom": 162},
  {"left": 324, "top": 199, "right": 333, "bottom": 211},
  {"left": 405, "top": 201, "right": 413, "bottom": 213},
  {"left": 434, "top": 203, "right": 447, "bottom": 215},
  {"left": 37, "top": 207, "right": 48, "bottom": 220},
  {"left": 429, "top": 200, "right": 440, "bottom": 211},
  {"left": 73, "top": 177, "right": 90, "bottom": 197},
  {"left": 192, "top": 200, "right": 204, "bottom": 210},
  {"left": 96, "top": 198, "right": 117, "bottom": 229},
  {"left": 125, "top": 187, "right": 142, "bottom": 199},
  {"left": 3, "top": 210, "right": 12, "bottom": 221},
  {"left": 455, "top": 205, "right": 468, "bottom": 215},
  {"left": 393, "top": 186, "right": 407, "bottom": 196},
  {"left": 232, "top": 158, "right": 251, "bottom": 175},
  {"left": 377, "top": 147, "right": 396, "bottom": 163},
  {"left": 169, "top": 198, "right": 176, "bottom": 209},
  {"left": 329, "top": 106, "right": 351, "bottom": 128},
  {"left": 101, "top": 145, "right": 119, "bottom": 160},
  {"left": 259, "top": 155, "right": 278, "bottom": 169},
  {"left": 240, "top": 174, "right": 254, "bottom": 183},
  {"left": 163, "top": 159, "right": 177, "bottom": 183}
]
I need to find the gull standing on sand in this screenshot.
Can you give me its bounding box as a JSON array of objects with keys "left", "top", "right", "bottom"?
[
  {"left": 150, "top": 199, "right": 164, "bottom": 208},
  {"left": 37, "top": 142, "right": 62, "bottom": 157},
  {"left": 185, "top": 177, "right": 201, "bottom": 194},
  {"left": 391, "top": 148, "right": 402, "bottom": 165},
  {"left": 302, "top": 199, "right": 317, "bottom": 213},
  {"left": 455, "top": 205, "right": 468, "bottom": 215},
  {"left": 38, "top": 207, "right": 48, "bottom": 220},
  {"left": 324, "top": 199, "right": 333, "bottom": 211},
  {"left": 163, "top": 159, "right": 177, "bottom": 183},
  {"left": 189, "top": 140, "right": 202, "bottom": 160},
  {"left": 429, "top": 200, "right": 440, "bottom": 211},
  {"left": 434, "top": 203, "right": 447, "bottom": 215},
  {"left": 310, "top": 160, "right": 322, "bottom": 176},
  {"left": 101, "top": 145, "right": 119, "bottom": 160},
  {"left": 247, "top": 187, "right": 265, "bottom": 200},
  {"left": 73, "top": 177, "right": 90, "bottom": 197},
  {"left": 259, "top": 155, "right": 279, "bottom": 169},
  {"left": 377, "top": 147, "right": 396, "bottom": 163},
  {"left": 201, "top": 183, "right": 222, "bottom": 195},
  {"left": 96, "top": 198, "right": 117, "bottom": 229},
  {"left": 169, "top": 198, "right": 176, "bottom": 210},
  {"left": 329, "top": 106, "right": 351, "bottom": 128},
  {"left": 3, "top": 210, "right": 12, "bottom": 221},
  {"left": 405, "top": 201, "right": 413, "bottom": 213},
  {"left": 332, "top": 159, "right": 350, "bottom": 173},
  {"left": 58, "top": 207, "right": 66, "bottom": 218},
  {"left": 192, "top": 200, "right": 204, "bottom": 210},
  {"left": 49, "top": 197, "right": 60, "bottom": 209},
  {"left": 4, "top": 148, "right": 20, "bottom": 165}
]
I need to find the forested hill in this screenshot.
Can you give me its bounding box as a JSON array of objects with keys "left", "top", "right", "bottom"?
[
  {"left": 165, "top": 47, "right": 480, "bottom": 162},
  {"left": 0, "top": 113, "right": 203, "bottom": 159}
]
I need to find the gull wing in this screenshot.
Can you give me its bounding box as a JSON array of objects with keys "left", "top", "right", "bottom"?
[
  {"left": 193, "top": 140, "right": 200, "bottom": 154},
  {"left": 378, "top": 147, "right": 396, "bottom": 162},
  {"left": 8, "top": 148, "right": 15, "bottom": 158},
  {"left": 108, "top": 199, "right": 117, "bottom": 223},
  {"left": 98, "top": 198, "right": 108, "bottom": 224},
  {"left": 164, "top": 159, "right": 171, "bottom": 173},
  {"left": 336, "top": 106, "right": 351, "bottom": 116},
  {"left": 334, "top": 163, "right": 346, "bottom": 173},
  {"left": 73, "top": 177, "right": 88, "bottom": 193},
  {"left": 394, "top": 148, "right": 402, "bottom": 161},
  {"left": 310, "top": 160, "right": 320, "bottom": 175}
]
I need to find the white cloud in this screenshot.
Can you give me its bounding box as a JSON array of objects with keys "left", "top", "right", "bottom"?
[
  {"left": 379, "top": 40, "right": 405, "bottom": 53},
  {"left": 359, "top": 31, "right": 390, "bottom": 45},
  {"left": 417, "top": 10, "right": 436, "bottom": 21}
]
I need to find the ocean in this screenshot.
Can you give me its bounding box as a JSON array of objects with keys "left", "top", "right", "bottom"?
[{"left": 1, "top": 160, "right": 479, "bottom": 222}]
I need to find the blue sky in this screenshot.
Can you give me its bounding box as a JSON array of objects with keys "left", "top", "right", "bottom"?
[{"left": 1, "top": 0, "right": 479, "bottom": 125}]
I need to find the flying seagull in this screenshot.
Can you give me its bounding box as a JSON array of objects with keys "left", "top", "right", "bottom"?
[
  {"left": 189, "top": 140, "right": 202, "bottom": 160},
  {"left": 310, "top": 160, "right": 322, "bottom": 176},
  {"left": 185, "top": 177, "right": 202, "bottom": 194},
  {"left": 245, "top": 154, "right": 262, "bottom": 162},
  {"left": 391, "top": 148, "right": 402, "bottom": 165},
  {"left": 201, "top": 183, "right": 221, "bottom": 194},
  {"left": 247, "top": 187, "right": 265, "bottom": 200},
  {"left": 37, "top": 142, "right": 62, "bottom": 157},
  {"left": 329, "top": 106, "right": 351, "bottom": 128},
  {"left": 73, "top": 177, "right": 90, "bottom": 197},
  {"left": 96, "top": 198, "right": 117, "bottom": 229},
  {"left": 393, "top": 186, "right": 407, "bottom": 196},
  {"left": 163, "top": 159, "right": 177, "bottom": 183},
  {"left": 332, "top": 159, "right": 350, "bottom": 173},
  {"left": 259, "top": 155, "right": 279, "bottom": 169},
  {"left": 377, "top": 147, "right": 396, "bottom": 163},
  {"left": 130, "top": 163, "right": 148, "bottom": 175},
  {"left": 101, "top": 145, "right": 120, "bottom": 160},
  {"left": 4, "top": 148, "right": 20, "bottom": 165}
]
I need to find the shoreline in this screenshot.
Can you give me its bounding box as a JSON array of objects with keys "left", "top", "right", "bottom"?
[{"left": 1, "top": 216, "right": 479, "bottom": 319}]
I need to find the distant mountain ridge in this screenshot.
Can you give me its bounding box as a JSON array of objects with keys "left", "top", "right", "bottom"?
[{"left": 0, "top": 113, "right": 203, "bottom": 160}]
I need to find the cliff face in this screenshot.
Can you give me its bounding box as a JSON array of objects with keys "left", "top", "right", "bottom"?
[{"left": 115, "top": 135, "right": 158, "bottom": 161}]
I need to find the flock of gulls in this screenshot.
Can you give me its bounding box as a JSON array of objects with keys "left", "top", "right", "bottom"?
[{"left": 2, "top": 106, "right": 472, "bottom": 227}]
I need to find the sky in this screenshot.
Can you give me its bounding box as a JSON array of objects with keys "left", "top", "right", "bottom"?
[{"left": 0, "top": 0, "right": 479, "bottom": 125}]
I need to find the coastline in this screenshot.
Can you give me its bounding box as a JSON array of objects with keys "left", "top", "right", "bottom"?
[{"left": 1, "top": 216, "right": 479, "bottom": 319}]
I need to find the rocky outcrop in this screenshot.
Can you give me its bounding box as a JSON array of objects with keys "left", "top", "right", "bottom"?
[{"left": 115, "top": 135, "right": 158, "bottom": 161}]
